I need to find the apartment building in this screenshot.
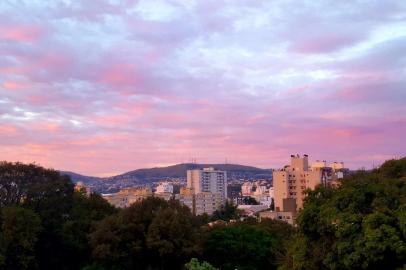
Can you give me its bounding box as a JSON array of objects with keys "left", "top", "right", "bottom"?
[
  {"left": 194, "top": 192, "right": 223, "bottom": 215},
  {"left": 263, "top": 155, "right": 347, "bottom": 224},
  {"left": 187, "top": 167, "right": 227, "bottom": 199},
  {"left": 155, "top": 182, "right": 174, "bottom": 194},
  {"left": 102, "top": 187, "right": 153, "bottom": 208},
  {"left": 176, "top": 187, "right": 223, "bottom": 215}
]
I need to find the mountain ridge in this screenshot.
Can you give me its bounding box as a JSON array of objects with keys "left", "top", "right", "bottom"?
[{"left": 61, "top": 163, "right": 273, "bottom": 193}]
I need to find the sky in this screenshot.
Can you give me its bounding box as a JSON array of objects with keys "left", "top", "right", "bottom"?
[{"left": 0, "top": 0, "right": 406, "bottom": 176}]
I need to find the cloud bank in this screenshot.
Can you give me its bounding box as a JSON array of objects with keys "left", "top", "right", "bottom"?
[{"left": 1, "top": 0, "right": 405, "bottom": 175}]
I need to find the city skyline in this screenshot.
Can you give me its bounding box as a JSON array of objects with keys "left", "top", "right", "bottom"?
[{"left": 1, "top": 1, "right": 406, "bottom": 176}]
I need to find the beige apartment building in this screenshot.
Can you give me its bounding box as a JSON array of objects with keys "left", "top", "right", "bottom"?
[
  {"left": 266, "top": 155, "right": 347, "bottom": 224},
  {"left": 176, "top": 187, "right": 223, "bottom": 216},
  {"left": 195, "top": 192, "right": 223, "bottom": 215},
  {"left": 102, "top": 187, "right": 153, "bottom": 208},
  {"left": 259, "top": 210, "right": 297, "bottom": 225}
]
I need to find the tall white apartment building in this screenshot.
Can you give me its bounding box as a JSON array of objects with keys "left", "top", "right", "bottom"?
[{"left": 187, "top": 167, "right": 227, "bottom": 199}]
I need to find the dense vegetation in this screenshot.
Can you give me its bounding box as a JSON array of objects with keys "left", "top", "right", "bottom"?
[
  {"left": 280, "top": 158, "right": 406, "bottom": 270},
  {"left": 0, "top": 158, "right": 405, "bottom": 269}
]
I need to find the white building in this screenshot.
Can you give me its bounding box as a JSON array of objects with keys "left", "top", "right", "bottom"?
[
  {"left": 155, "top": 182, "right": 174, "bottom": 194},
  {"left": 187, "top": 167, "right": 227, "bottom": 199},
  {"left": 253, "top": 184, "right": 267, "bottom": 196},
  {"left": 241, "top": 182, "right": 254, "bottom": 196}
]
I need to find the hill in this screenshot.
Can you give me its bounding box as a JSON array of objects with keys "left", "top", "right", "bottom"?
[
  {"left": 59, "top": 171, "right": 102, "bottom": 185},
  {"left": 113, "top": 163, "right": 272, "bottom": 179},
  {"left": 61, "top": 163, "right": 273, "bottom": 193}
]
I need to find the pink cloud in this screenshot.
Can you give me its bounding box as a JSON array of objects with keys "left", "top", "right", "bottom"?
[
  {"left": 0, "top": 0, "right": 405, "bottom": 175},
  {"left": 2, "top": 80, "right": 28, "bottom": 90},
  {"left": 291, "top": 33, "right": 362, "bottom": 54},
  {"left": 0, "top": 25, "right": 45, "bottom": 43},
  {"left": 0, "top": 125, "right": 19, "bottom": 136}
]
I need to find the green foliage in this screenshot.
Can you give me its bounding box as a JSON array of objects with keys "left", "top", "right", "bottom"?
[
  {"left": 147, "top": 203, "right": 199, "bottom": 264},
  {"left": 185, "top": 258, "right": 217, "bottom": 270},
  {"left": 1, "top": 159, "right": 405, "bottom": 270},
  {"left": 89, "top": 197, "right": 200, "bottom": 269},
  {"left": 377, "top": 158, "right": 406, "bottom": 179},
  {"left": 0, "top": 162, "right": 75, "bottom": 269},
  {"left": 211, "top": 201, "right": 242, "bottom": 221},
  {"left": 281, "top": 158, "right": 406, "bottom": 270},
  {"left": 0, "top": 206, "right": 42, "bottom": 270},
  {"left": 204, "top": 224, "right": 277, "bottom": 270},
  {"left": 81, "top": 264, "right": 106, "bottom": 270},
  {"left": 0, "top": 162, "right": 115, "bottom": 270},
  {"left": 61, "top": 192, "right": 117, "bottom": 269},
  {"left": 0, "top": 162, "right": 74, "bottom": 216}
]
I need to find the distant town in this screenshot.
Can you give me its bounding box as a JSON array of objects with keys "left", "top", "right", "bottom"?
[{"left": 72, "top": 154, "right": 349, "bottom": 225}]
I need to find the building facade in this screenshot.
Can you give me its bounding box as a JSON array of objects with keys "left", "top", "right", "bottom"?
[
  {"left": 176, "top": 187, "right": 223, "bottom": 216},
  {"left": 195, "top": 192, "right": 223, "bottom": 216},
  {"left": 155, "top": 182, "right": 174, "bottom": 194},
  {"left": 103, "top": 187, "right": 153, "bottom": 208},
  {"left": 187, "top": 167, "right": 227, "bottom": 199},
  {"left": 266, "top": 155, "right": 347, "bottom": 224}
]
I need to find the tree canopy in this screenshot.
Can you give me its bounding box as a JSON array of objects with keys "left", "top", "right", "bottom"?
[
  {"left": 88, "top": 197, "right": 201, "bottom": 269},
  {"left": 1, "top": 159, "right": 405, "bottom": 269},
  {"left": 281, "top": 158, "right": 406, "bottom": 270}
]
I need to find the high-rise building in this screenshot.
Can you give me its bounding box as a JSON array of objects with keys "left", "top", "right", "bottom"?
[
  {"left": 273, "top": 155, "right": 347, "bottom": 212},
  {"left": 187, "top": 167, "right": 227, "bottom": 199}
]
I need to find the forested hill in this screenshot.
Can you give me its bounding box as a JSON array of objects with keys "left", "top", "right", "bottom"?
[
  {"left": 113, "top": 163, "right": 272, "bottom": 179},
  {"left": 59, "top": 171, "right": 101, "bottom": 185},
  {"left": 61, "top": 163, "right": 273, "bottom": 193}
]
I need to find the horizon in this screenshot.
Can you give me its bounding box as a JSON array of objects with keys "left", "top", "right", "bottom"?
[
  {"left": 1, "top": 1, "right": 406, "bottom": 176},
  {"left": 8, "top": 156, "right": 396, "bottom": 178}
]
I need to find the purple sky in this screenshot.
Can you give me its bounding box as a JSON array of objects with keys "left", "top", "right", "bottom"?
[{"left": 1, "top": 0, "right": 405, "bottom": 176}]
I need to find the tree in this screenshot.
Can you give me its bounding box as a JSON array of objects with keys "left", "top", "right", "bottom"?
[
  {"left": 0, "top": 161, "right": 74, "bottom": 227},
  {"left": 0, "top": 206, "right": 42, "bottom": 270},
  {"left": 377, "top": 158, "right": 406, "bottom": 179},
  {"left": 280, "top": 158, "right": 406, "bottom": 270},
  {"left": 0, "top": 162, "right": 76, "bottom": 269},
  {"left": 185, "top": 258, "right": 217, "bottom": 270},
  {"left": 211, "top": 201, "right": 242, "bottom": 221},
  {"left": 60, "top": 192, "right": 117, "bottom": 269},
  {"left": 204, "top": 224, "right": 276, "bottom": 270},
  {"left": 89, "top": 197, "right": 200, "bottom": 269},
  {"left": 147, "top": 201, "right": 200, "bottom": 268}
]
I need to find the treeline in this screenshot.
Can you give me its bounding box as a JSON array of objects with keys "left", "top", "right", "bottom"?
[
  {"left": 280, "top": 158, "right": 406, "bottom": 270},
  {"left": 0, "top": 161, "right": 292, "bottom": 270},
  {"left": 0, "top": 158, "right": 405, "bottom": 270}
]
